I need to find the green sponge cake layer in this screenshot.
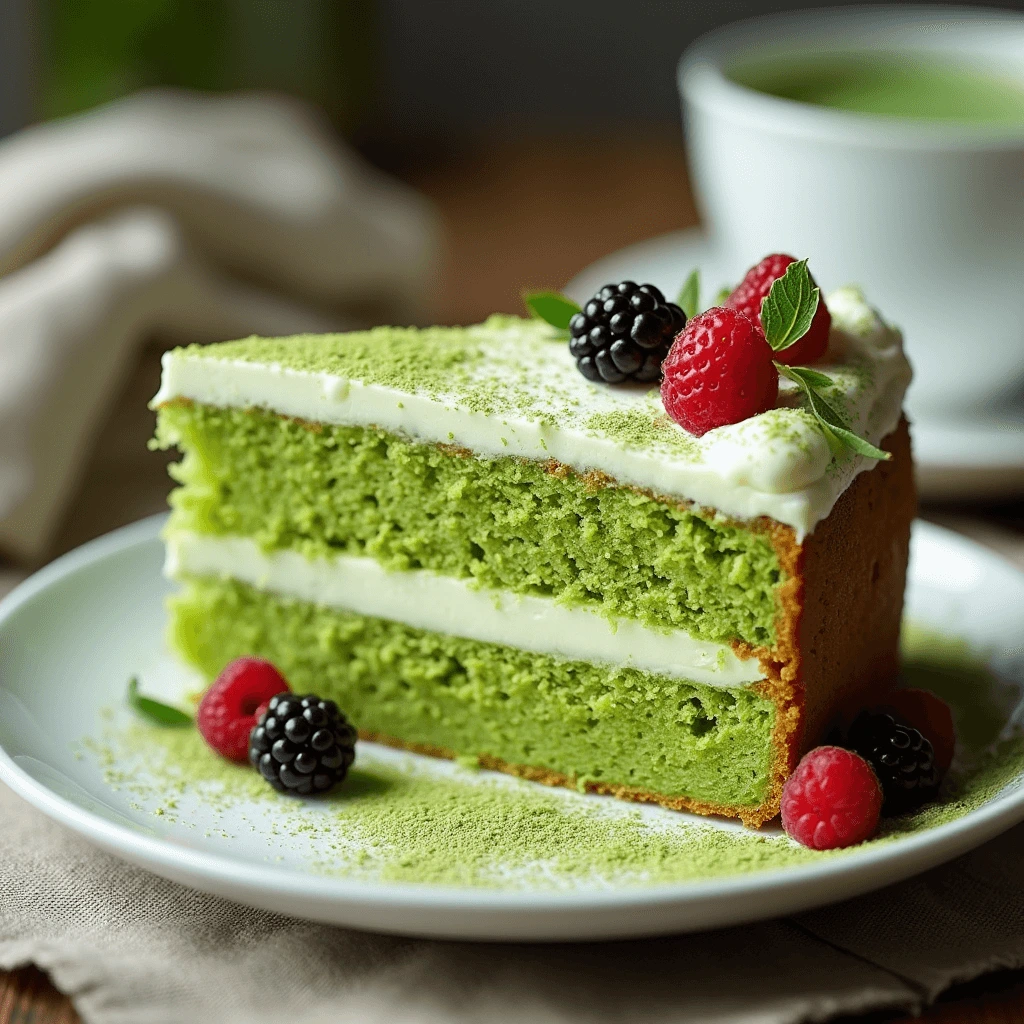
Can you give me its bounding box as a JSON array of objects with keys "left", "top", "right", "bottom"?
[
  {"left": 171, "top": 576, "right": 778, "bottom": 809},
  {"left": 155, "top": 402, "right": 783, "bottom": 647},
  {"left": 152, "top": 306, "right": 911, "bottom": 538}
]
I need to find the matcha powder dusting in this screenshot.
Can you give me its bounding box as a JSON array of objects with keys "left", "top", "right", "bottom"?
[
  {"left": 84, "top": 622, "right": 1024, "bottom": 891},
  {"left": 89, "top": 723, "right": 824, "bottom": 889},
  {"left": 318, "top": 764, "right": 820, "bottom": 888}
]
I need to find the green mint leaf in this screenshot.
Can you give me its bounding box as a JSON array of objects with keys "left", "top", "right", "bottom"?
[
  {"left": 817, "top": 422, "right": 849, "bottom": 460},
  {"left": 677, "top": 269, "right": 700, "bottom": 320},
  {"left": 713, "top": 285, "right": 733, "bottom": 307},
  {"left": 775, "top": 363, "right": 892, "bottom": 461},
  {"left": 823, "top": 423, "right": 892, "bottom": 461},
  {"left": 776, "top": 363, "right": 846, "bottom": 428},
  {"left": 775, "top": 362, "right": 819, "bottom": 392},
  {"left": 523, "top": 291, "right": 580, "bottom": 331},
  {"left": 761, "top": 259, "right": 820, "bottom": 352},
  {"left": 779, "top": 365, "right": 851, "bottom": 428},
  {"left": 783, "top": 365, "right": 833, "bottom": 389},
  {"left": 808, "top": 385, "right": 851, "bottom": 431},
  {"left": 128, "top": 676, "right": 193, "bottom": 726}
]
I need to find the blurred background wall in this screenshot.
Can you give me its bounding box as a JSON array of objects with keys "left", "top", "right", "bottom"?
[
  {"left": 4, "top": 0, "right": 1024, "bottom": 143},
  {"left": 0, "top": 0, "right": 1022, "bottom": 572},
  {"left": 4, "top": 0, "right": 1024, "bottom": 329},
  {"left": 376, "top": 0, "right": 1024, "bottom": 137}
]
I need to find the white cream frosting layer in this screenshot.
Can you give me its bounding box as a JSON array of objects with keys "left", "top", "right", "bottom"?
[
  {"left": 153, "top": 287, "right": 911, "bottom": 538},
  {"left": 166, "top": 531, "right": 764, "bottom": 688}
]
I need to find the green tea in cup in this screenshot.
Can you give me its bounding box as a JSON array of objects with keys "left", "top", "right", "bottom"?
[{"left": 729, "top": 52, "right": 1024, "bottom": 124}]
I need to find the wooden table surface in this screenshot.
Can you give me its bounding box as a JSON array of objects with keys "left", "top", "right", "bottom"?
[{"left": 2, "top": 134, "right": 1022, "bottom": 1024}]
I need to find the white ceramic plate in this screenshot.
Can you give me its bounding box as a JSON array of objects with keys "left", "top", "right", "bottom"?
[
  {"left": 1, "top": 515, "right": 1023, "bottom": 941},
  {"left": 566, "top": 230, "right": 1024, "bottom": 501}
]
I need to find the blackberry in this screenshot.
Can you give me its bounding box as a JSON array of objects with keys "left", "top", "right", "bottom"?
[
  {"left": 568, "top": 281, "right": 685, "bottom": 384},
  {"left": 249, "top": 693, "right": 357, "bottom": 795},
  {"left": 846, "top": 711, "right": 940, "bottom": 814}
]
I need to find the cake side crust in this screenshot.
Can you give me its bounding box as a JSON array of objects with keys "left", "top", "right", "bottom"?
[
  {"left": 792, "top": 417, "right": 915, "bottom": 748},
  {"left": 703, "top": 418, "right": 915, "bottom": 825}
]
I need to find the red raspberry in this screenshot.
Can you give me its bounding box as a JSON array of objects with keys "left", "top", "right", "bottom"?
[
  {"left": 781, "top": 746, "right": 882, "bottom": 850},
  {"left": 660, "top": 307, "right": 778, "bottom": 436},
  {"left": 197, "top": 658, "right": 290, "bottom": 762},
  {"left": 884, "top": 689, "right": 956, "bottom": 777},
  {"left": 727, "top": 253, "right": 832, "bottom": 365}
]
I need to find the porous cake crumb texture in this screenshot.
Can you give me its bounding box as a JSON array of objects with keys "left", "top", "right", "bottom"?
[
  {"left": 171, "top": 575, "right": 778, "bottom": 809},
  {"left": 156, "top": 403, "right": 783, "bottom": 647}
]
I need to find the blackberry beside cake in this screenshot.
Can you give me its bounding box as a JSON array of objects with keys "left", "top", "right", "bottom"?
[{"left": 151, "top": 282, "right": 914, "bottom": 827}]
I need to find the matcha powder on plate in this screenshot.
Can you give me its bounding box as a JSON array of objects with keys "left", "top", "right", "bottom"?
[{"left": 82, "top": 623, "right": 1024, "bottom": 891}]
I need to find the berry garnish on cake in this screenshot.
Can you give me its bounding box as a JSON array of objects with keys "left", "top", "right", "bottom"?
[
  {"left": 127, "top": 657, "right": 359, "bottom": 797},
  {"left": 566, "top": 282, "right": 686, "bottom": 383},
  {"left": 660, "top": 306, "right": 778, "bottom": 436},
  {"left": 885, "top": 688, "right": 956, "bottom": 776},
  {"left": 660, "top": 259, "right": 889, "bottom": 456},
  {"left": 678, "top": 261, "right": 890, "bottom": 457},
  {"left": 779, "top": 689, "right": 954, "bottom": 845},
  {"left": 527, "top": 259, "right": 892, "bottom": 461},
  {"left": 727, "top": 253, "right": 832, "bottom": 365},
  {"left": 847, "top": 711, "right": 942, "bottom": 814}
]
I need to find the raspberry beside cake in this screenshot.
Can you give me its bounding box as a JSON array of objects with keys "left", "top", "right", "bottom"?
[{"left": 151, "top": 284, "right": 913, "bottom": 827}]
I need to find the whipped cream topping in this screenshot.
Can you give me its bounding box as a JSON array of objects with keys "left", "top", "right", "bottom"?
[
  {"left": 166, "top": 531, "right": 764, "bottom": 687},
  {"left": 153, "top": 287, "right": 911, "bottom": 538}
]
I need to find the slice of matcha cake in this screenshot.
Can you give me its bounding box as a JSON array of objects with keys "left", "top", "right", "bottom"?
[{"left": 151, "top": 285, "right": 914, "bottom": 826}]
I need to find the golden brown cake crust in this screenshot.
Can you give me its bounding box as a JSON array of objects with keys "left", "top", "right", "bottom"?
[
  {"left": 788, "top": 419, "right": 915, "bottom": 740},
  {"left": 364, "top": 419, "right": 915, "bottom": 829},
  {"left": 742, "top": 417, "right": 916, "bottom": 824}
]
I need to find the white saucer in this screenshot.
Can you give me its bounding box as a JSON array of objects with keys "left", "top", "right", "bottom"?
[
  {"left": 1, "top": 515, "right": 1023, "bottom": 940},
  {"left": 567, "top": 230, "right": 1024, "bottom": 502}
]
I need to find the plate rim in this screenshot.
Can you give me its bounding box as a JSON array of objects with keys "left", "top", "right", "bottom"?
[{"left": 1, "top": 515, "right": 1024, "bottom": 921}]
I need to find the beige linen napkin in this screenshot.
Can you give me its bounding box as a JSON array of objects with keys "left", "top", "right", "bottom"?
[
  {"left": 1, "top": 779, "right": 1023, "bottom": 1024},
  {"left": 0, "top": 90, "right": 439, "bottom": 563}
]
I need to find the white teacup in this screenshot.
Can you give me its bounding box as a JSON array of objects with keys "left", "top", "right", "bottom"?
[{"left": 679, "top": 6, "right": 1024, "bottom": 417}]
